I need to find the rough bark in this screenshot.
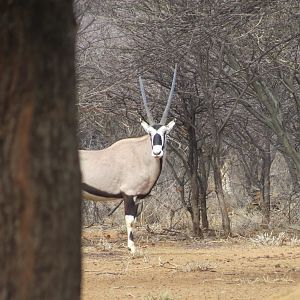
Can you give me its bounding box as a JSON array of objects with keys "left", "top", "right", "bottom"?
[
  {"left": 284, "top": 154, "right": 300, "bottom": 193},
  {"left": 200, "top": 192, "right": 209, "bottom": 230},
  {"left": 210, "top": 127, "right": 231, "bottom": 237},
  {"left": 260, "top": 140, "right": 271, "bottom": 227},
  {"left": 212, "top": 154, "right": 231, "bottom": 237},
  {"left": 208, "top": 95, "right": 231, "bottom": 236},
  {"left": 188, "top": 124, "right": 203, "bottom": 237},
  {"left": 252, "top": 80, "right": 300, "bottom": 177},
  {"left": 198, "top": 149, "right": 209, "bottom": 230},
  {"left": 190, "top": 171, "right": 202, "bottom": 237},
  {"left": 0, "top": 2, "right": 81, "bottom": 300}
]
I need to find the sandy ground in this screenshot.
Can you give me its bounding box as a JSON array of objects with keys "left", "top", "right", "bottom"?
[{"left": 81, "top": 226, "right": 300, "bottom": 300}]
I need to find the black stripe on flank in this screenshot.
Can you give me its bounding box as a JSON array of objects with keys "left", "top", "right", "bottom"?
[
  {"left": 82, "top": 158, "right": 162, "bottom": 200},
  {"left": 82, "top": 183, "right": 122, "bottom": 199}
]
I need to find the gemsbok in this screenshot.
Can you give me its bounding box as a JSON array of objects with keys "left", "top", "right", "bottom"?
[{"left": 80, "top": 65, "right": 177, "bottom": 254}]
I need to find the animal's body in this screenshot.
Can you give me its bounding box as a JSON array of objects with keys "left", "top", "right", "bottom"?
[
  {"left": 80, "top": 65, "right": 177, "bottom": 253},
  {"left": 80, "top": 135, "right": 162, "bottom": 202}
]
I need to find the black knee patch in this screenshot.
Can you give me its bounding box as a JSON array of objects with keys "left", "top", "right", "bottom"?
[
  {"left": 129, "top": 231, "right": 134, "bottom": 241},
  {"left": 124, "top": 196, "right": 138, "bottom": 216}
]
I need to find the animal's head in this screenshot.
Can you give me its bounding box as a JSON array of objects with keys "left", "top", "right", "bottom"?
[
  {"left": 139, "top": 65, "right": 177, "bottom": 158},
  {"left": 141, "top": 120, "right": 175, "bottom": 157}
]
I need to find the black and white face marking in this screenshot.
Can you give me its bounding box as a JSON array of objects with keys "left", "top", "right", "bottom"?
[{"left": 141, "top": 120, "right": 175, "bottom": 158}]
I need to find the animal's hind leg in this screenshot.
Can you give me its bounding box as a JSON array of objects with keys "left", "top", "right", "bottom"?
[{"left": 124, "top": 195, "right": 138, "bottom": 254}]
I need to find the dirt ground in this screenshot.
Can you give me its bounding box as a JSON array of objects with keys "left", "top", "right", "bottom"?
[{"left": 81, "top": 226, "right": 300, "bottom": 300}]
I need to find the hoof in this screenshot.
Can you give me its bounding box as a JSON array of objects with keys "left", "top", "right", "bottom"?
[{"left": 127, "top": 246, "right": 136, "bottom": 255}]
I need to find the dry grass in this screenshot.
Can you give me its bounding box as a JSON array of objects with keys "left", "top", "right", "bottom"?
[
  {"left": 82, "top": 225, "right": 300, "bottom": 300},
  {"left": 180, "top": 261, "right": 216, "bottom": 273},
  {"left": 96, "top": 238, "right": 114, "bottom": 251},
  {"left": 158, "top": 256, "right": 216, "bottom": 273},
  {"left": 288, "top": 235, "right": 300, "bottom": 247},
  {"left": 82, "top": 195, "right": 300, "bottom": 253},
  {"left": 250, "top": 232, "right": 300, "bottom": 247},
  {"left": 238, "top": 275, "right": 295, "bottom": 285},
  {"left": 144, "top": 291, "right": 175, "bottom": 300},
  {"left": 250, "top": 232, "right": 287, "bottom": 246}
]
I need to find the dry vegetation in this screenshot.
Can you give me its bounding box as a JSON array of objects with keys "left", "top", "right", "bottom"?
[
  {"left": 76, "top": 0, "right": 300, "bottom": 239},
  {"left": 81, "top": 187, "right": 300, "bottom": 299},
  {"left": 75, "top": 1, "right": 300, "bottom": 298},
  {"left": 81, "top": 225, "right": 300, "bottom": 300}
]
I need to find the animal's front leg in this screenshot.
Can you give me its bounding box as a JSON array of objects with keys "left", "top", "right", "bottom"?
[{"left": 124, "top": 195, "right": 138, "bottom": 254}]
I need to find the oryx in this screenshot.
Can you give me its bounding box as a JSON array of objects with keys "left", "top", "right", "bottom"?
[{"left": 80, "top": 65, "right": 177, "bottom": 253}]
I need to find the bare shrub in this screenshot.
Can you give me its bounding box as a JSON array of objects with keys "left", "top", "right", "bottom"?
[
  {"left": 144, "top": 291, "right": 175, "bottom": 300},
  {"left": 180, "top": 261, "right": 216, "bottom": 273},
  {"left": 250, "top": 232, "right": 287, "bottom": 246},
  {"left": 230, "top": 208, "right": 262, "bottom": 236}
]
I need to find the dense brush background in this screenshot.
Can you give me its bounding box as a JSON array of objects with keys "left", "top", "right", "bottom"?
[{"left": 74, "top": 0, "right": 300, "bottom": 238}]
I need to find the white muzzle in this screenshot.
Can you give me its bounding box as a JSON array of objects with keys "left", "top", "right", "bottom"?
[{"left": 152, "top": 145, "right": 163, "bottom": 157}]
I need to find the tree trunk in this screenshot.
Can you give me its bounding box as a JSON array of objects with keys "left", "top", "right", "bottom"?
[
  {"left": 0, "top": 2, "right": 81, "bottom": 300},
  {"left": 252, "top": 80, "right": 300, "bottom": 177},
  {"left": 191, "top": 172, "right": 203, "bottom": 237},
  {"left": 212, "top": 157, "right": 231, "bottom": 237},
  {"left": 200, "top": 193, "right": 209, "bottom": 230},
  {"left": 211, "top": 134, "right": 231, "bottom": 237},
  {"left": 198, "top": 148, "right": 210, "bottom": 230},
  {"left": 188, "top": 123, "right": 203, "bottom": 237},
  {"left": 284, "top": 154, "right": 300, "bottom": 193},
  {"left": 261, "top": 141, "right": 271, "bottom": 227}
]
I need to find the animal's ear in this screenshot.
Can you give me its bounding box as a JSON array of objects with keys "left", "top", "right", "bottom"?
[
  {"left": 166, "top": 120, "right": 175, "bottom": 133},
  {"left": 141, "top": 120, "right": 151, "bottom": 133}
]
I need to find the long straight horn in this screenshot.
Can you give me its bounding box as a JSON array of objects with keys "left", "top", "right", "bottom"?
[
  {"left": 160, "top": 64, "right": 177, "bottom": 125},
  {"left": 139, "top": 76, "right": 155, "bottom": 125}
]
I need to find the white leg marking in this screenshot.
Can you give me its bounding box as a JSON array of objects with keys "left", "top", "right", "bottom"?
[{"left": 125, "top": 215, "right": 135, "bottom": 254}]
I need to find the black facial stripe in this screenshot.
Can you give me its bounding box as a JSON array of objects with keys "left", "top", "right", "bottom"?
[
  {"left": 162, "top": 133, "right": 166, "bottom": 150},
  {"left": 153, "top": 133, "right": 162, "bottom": 145}
]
